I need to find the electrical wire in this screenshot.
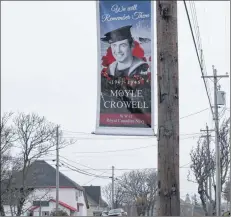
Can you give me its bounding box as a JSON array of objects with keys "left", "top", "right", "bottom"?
[
  {"left": 59, "top": 155, "right": 111, "bottom": 175},
  {"left": 183, "top": 0, "right": 214, "bottom": 119},
  {"left": 62, "top": 107, "right": 210, "bottom": 136},
  {"left": 44, "top": 154, "right": 112, "bottom": 175},
  {"left": 59, "top": 160, "right": 110, "bottom": 179},
  {"left": 45, "top": 157, "right": 193, "bottom": 185},
  {"left": 53, "top": 163, "right": 191, "bottom": 173},
  {"left": 82, "top": 171, "right": 109, "bottom": 186},
  {"left": 69, "top": 135, "right": 199, "bottom": 155},
  {"left": 183, "top": 2, "right": 228, "bottom": 173},
  {"left": 180, "top": 108, "right": 209, "bottom": 120},
  {"left": 73, "top": 144, "right": 156, "bottom": 154},
  {"left": 59, "top": 167, "right": 191, "bottom": 172}
]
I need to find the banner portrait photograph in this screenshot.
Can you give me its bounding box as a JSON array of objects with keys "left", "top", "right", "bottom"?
[{"left": 95, "top": 0, "right": 154, "bottom": 136}]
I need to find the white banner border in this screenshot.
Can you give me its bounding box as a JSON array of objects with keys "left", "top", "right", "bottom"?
[{"left": 95, "top": 0, "right": 155, "bottom": 137}]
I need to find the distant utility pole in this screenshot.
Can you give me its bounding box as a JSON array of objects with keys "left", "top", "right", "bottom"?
[
  {"left": 0, "top": 130, "right": 2, "bottom": 216},
  {"left": 111, "top": 166, "right": 115, "bottom": 209},
  {"left": 201, "top": 124, "right": 213, "bottom": 215},
  {"left": 39, "top": 200, "right": 42, "bottom": 217},
  {"left": 157, "top": 1, "right": 180, "bottom": 216},
  {"left": 229, "top": 127, "right": 231, "bottom": 213},
  {"left": 56, "top": 125, "right": 59, "bottom": 213},
  {"left": 202, "top": 65, "right": 229, "bottom": 216}
]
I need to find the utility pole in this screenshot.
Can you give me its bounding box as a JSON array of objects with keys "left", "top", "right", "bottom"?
[
  {"left": 202, "top": 66, "right": 229, "bottom": 216},
  {"left": 39, "top": 200, "right": 42, "bottom": 217},
  {"left": 229, "top": 126, "right": 231, "bottom": 214},
  {"left": 0, "top": 131, "right": 2, "bottom": 216},
  {"left": 56, "top": 125, "right": 59, "bottom": 213},
  {"left": 201, "top": 124, "right": 213, "bottom": 215},
  {"left": 157, "top": 1, "right": 180, "bottom": 216},
  {"left": 111, "top": 166, "right": 115, "bottom": 209}
]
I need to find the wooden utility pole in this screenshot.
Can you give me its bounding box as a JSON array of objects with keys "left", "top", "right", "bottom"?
[
  {"left": 111, "top": 166, "right": 115, "bottom": 209},
  {"left": 157, "top": 1, "right": 180, "bottom": 215},
  {"left": 0, "top": 132, "right": 2, "bottom": 216},
  {"left": 56, "top": 125, "right": 59, "bottom": 213},
  {"left": 202, "top": 66, "right": 229, "bottom": 216},
  {"left": 201, "top": 124, "right": 213, "bottom": 215},
  {"left": 229, "top": 127, "right": 231, "bottom": 214}
]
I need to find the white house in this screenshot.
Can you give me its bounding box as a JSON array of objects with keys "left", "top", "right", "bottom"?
[
  {"left": 28, "top": 199, "right": 79, "bottom": 216},
  {"left": 2, "top": 160, "right": 89, "bottom": 216}
]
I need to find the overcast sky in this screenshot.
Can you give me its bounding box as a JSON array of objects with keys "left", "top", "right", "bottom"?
[{"left": 1, "top": 1, "right": 230, "bottom": 201}]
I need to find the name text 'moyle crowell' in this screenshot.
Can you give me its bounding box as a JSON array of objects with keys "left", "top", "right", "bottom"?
[{"left": 103, "top": 90, "right": 149, "bottom": 109}]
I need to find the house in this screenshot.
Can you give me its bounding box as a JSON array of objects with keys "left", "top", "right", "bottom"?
[
  {"left": 28, "top": 199, "right": 78, "bottom": 216},
  {"left": 83, "top": 186, "right": 108, "bottom": 216},
  {"left": 2, "top": 160, "right": 89, "bottom": 216},
  {"left": 180, "top": 194, "right": 205, "bottom": 216}
]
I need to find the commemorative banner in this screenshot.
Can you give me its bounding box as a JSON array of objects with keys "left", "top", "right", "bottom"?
[{"left": 95, "top": 0, "right": 154, "bottom": 136}]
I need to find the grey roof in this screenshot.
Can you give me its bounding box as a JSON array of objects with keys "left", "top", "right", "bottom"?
[
  {"left": 83, "top": 186, "right": 108, "bottom": 207},
  {"left": 2, "top": 160, "right": 89, "bottom": 208},
  {"left": 7, "top": 160, "right": 83, "bottom": 190},
  {"left": 84, "top": 186, "right": 101, "bottom": 204}
]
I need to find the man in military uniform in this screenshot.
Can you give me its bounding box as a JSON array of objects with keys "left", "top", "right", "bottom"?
[
  {"left": 100, "top": 25, "right": 151, "bottom": 128},
  {"left": 101, "top": 25, "right": 148, "bottom": 77}
]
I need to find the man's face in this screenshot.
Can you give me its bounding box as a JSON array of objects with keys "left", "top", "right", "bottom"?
[{"left": 111, "top": 39, "right": 132, "bottom": 63}]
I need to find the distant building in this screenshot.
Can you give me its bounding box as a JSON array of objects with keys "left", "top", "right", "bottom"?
[
  {"left": 180, "top": 194, "right": 205, "bottom": 216},
  {"left": 2, "top": 160, "right": 89, "bottom": 216},
  {"left": 83, "top": 186, "right": 108, "bottom": 216}
]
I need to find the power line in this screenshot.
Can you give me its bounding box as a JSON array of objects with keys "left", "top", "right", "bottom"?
[
  {"left": 40, "top": 134, "right": 197, "bottom": 159},
  {"left": 183, "top": 0, "right": 214, "bottom": 119},
  {"left": 62, "top": 107, "right": 209, "bottom": 136},
  {"left": 55, "top": 163, "right": 191, "bottom": 173},
  {"left": 62, "top": 136, "right": 156, "bottom": 140},
  {"left": 59, "top": 155, "right": 111, "bottom": 175},
  {"left": 180, "top": 108, "right": 209, "bottom": 119},
  {"left": 82, "top": 171, "right": 109, "bottom": 185},
  {"left": 59, "top": 160, "right": 110, "bottom": 179},
  {"left": 62, "top": 132, "right": 201, "bottom": 140},
  {"left": 59, "top": 167, "right": 191, "bottom": 172},
  {"left": 73, "top": 144, "right": 156, "bottom": 154},
  {"left": 45, "top": 154, "right": 112, "bottom": 175},
  {"left": 62, "top": 133, "right": 202, "bottom": 141},
  {"left": 71, "top": 136, "right": 198, "bottom": 155}
]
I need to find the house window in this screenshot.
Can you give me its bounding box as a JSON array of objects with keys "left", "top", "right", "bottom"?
[
  {"left": 42, "top": 211, "right": 49, "bottom": 216},
  {"left": 79, "top": 191, "right": 83, "bottom": 196}
]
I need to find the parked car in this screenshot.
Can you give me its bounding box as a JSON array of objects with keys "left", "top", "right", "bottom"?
[
  {"left": 108, "top": 208, "right": 127, "bottom": 216},
  {"left": 101, "top": 211, "right": 109, "bottom": 216}
]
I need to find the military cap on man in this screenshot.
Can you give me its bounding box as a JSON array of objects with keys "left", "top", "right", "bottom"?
[{"left": 101, "top": 25, "right": 133, "bottom": 43}]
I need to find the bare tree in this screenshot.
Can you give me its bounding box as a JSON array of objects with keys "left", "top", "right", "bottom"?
[
  {"left": 219, "top": 118, "right": 230, "bottom": 188},
  {"left": 146, "top": 169, "right": 158, "bottom": 216},
  {"left": 7, "top": 113, "right": 56, "bottom": 216},
  {"left": 188, "top": 138, "right": 215, "bottom": 215},
  {"left": 103, "top": 169, "right": 158, "bottom": 216},
  {"left": 120, "top": 169, "right": 157, "bottom": 216},
  {"left": 102, "top": 182, "right": 125, "bottom": 209},
  {"left": 1, "top": 112, "right": 17, "bottom": 154},
  {"left": 1, "top": 112, "right": 17, "bottom": 182},
  {"left": 0, "top": 112, "right": 18, "bottom": 216},
  {"left": 2, "top": 112, "right": 74, "bottom": 216},
  {"left": 223, "top": 180, "right": 230, "bottom": 203},
  {"left": 188, "top": 117, "right": 230, "bottom": 216}
]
